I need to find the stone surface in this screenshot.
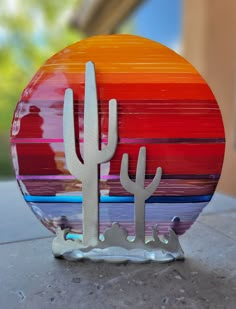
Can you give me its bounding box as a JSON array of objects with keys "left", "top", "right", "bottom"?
[
  {"left": 0, "top": 181, "right": 52, "bottom": 244},
  {"left": 0, "top": 180, "right": 236, "bottom": 308}
]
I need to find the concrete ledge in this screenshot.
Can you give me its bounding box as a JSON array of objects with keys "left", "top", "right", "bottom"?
[{"left": 1, "top": 181, "right": 236, "bottom": 308}]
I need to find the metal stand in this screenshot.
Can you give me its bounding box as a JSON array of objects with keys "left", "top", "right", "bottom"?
[{"left": 52, "top": 61, "right": 184, "bottom": 263}]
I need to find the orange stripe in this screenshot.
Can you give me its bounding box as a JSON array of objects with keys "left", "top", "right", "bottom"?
[
  {"left": 34, "top": 72, "right": 205, "bottom": 84},
  {"left": 21, "top": 83, "right": 216, "bottom": 101},
  {"left": 45, "top": 34, "right": 197, "bottom": 74}
]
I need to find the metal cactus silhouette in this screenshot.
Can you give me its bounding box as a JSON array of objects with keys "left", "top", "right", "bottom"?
[
  {"left": 63, "top": 61, "right": 118, "bottom": 246},
  {"left": 120, "top": 147, "right": 162, "bottom": 242}
]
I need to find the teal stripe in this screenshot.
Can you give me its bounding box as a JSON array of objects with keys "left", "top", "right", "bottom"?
[{"left": 24, "top": 195, "right": 212, "bottom": 203}]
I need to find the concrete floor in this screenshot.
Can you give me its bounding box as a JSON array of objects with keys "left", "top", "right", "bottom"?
[{"left": 0, "top": 181, "right": 236, "bottom": 309}]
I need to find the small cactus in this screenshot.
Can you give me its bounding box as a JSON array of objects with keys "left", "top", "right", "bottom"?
[
  {"left": 120, "top": 147, "right": 162, "bottom": 242},
  {"left": 63, "top": 61, "right": 118, "bottom": 246}
]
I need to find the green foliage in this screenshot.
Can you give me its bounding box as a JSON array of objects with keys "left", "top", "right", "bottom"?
[{"left": 0, "top": 0, "right": 82, "bottom": 176}]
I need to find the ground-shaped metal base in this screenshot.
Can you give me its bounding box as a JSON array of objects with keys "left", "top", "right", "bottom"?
[
  {"left": 52, "top": 223, "right": 184, "bottom": 263},
  {"left": 57, "top": 247, "right": 183, "bottom": 263}
]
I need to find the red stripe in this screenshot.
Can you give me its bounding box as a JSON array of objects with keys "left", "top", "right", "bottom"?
[
  {"left": 14, "top": 143, "right": 224, "bottom": 175},
  {"left": 12, "top": 110, "right": 224, "bottom": 139}
]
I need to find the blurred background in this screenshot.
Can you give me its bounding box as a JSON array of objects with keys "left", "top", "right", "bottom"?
[{"left": 0, "top": 0, "right": 235, "bottom": 197}]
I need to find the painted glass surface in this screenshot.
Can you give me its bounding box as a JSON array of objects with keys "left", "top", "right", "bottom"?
[{"left": 11, "top": 35, "right": 225, "bottom": 236}]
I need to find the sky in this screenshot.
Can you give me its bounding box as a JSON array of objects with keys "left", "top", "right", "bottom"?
[{"left": 132, "top": 0, "right": 182, "bottom": 52}]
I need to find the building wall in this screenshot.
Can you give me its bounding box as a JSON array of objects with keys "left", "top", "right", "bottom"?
[{"left": 183, "top": 0, "right": 236, "bottom": 197}]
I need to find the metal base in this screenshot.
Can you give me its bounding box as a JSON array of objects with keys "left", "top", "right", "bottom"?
[
  {"left": 52, "top": 223, "right": 184, "bottom": 263},
  {"left": 57, "top": 247, "right": 183, "bottom": 263}
]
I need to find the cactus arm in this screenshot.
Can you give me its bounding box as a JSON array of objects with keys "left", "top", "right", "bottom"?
[
  {"left": 97, "top": 98, "right": 118, "bottom": 163},
  {"left": 143, "top": 167, "right": 162, "bottom": 200},
  {"left": 63, "top": 88, "right": 84, "bottom": 180},
  {"left": 120, "top": 153, "right": 139, "bottom": 193},
  {"left": 136, "top": 147, "right": 146, "bottom": 188}
]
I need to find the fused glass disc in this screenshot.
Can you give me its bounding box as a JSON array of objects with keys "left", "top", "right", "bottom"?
[{"left": 11, "top": 34, "right": 225, "bottom": 238}]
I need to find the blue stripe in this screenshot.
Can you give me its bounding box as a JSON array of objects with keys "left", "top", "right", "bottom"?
[{"left": 24, "top": 195, "right": 212, "bottom": 203}]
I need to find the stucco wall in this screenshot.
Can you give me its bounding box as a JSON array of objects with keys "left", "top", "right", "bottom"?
[{"left": 183, "top": 0, "right": 236, "bottom": 197}]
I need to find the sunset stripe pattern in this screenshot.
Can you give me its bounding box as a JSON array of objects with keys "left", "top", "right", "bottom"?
[{"left": 11, "top": 35, "right": 225, "bottom": 236}]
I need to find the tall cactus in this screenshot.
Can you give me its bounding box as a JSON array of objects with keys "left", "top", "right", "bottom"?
[
  {"left": 63, "top": 61, "right": 118, "bottom": 246},
  {"left": 120, "top": 147, "right": 162, "bottom": 242}
]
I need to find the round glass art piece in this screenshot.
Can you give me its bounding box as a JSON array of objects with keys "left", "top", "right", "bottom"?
[{"left": 11, "top": 34, "right": 225, "bottom": 243}]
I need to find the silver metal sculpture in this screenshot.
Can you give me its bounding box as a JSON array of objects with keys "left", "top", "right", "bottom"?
[
  {"left": 53, "top": 61, "right": 184, "bottom": 263},
  {"left": 53, "top": 223, "right": 184, "bottom": 262},
  {"left": 120, "top": 147, "right": 162, "bottom": 242},
  {"left": 63, "top": 61, "right": 117, "bottom": 246}
]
